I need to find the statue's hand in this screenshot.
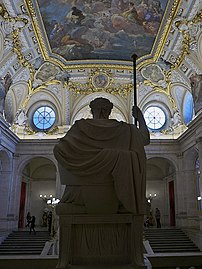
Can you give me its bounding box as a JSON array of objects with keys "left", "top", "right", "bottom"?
[{"left": 132, "top": 105, "right": 142, "bottom": 120}]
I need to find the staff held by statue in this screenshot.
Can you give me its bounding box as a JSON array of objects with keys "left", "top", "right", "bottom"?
[{"left": 131, "top": 53, "right": 138, "bottom": 126}]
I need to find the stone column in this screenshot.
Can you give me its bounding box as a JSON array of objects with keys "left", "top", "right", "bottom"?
[
  {"left": 175, "top": 153, "right": 187, "bottom": 227},
  {"left": 8, "top": 154, "right": 22, "bottom": 230},
  {"left": 0, "top": 171, "right": 11, "bottom": 230},
  {"left": 183, "top": 169, "right": 198, "bottom": 228}
]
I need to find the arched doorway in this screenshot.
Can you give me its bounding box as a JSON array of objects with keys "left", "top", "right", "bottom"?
[
  {"left": 18, "top": 157, "right": 57, "bottom": 228},
  {"left": 146, "top": 157, "right": 176, "bottom": 227}
]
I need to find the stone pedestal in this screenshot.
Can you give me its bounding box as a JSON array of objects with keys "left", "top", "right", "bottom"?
[{"left": 55, "top": 207, "right": 146, "bottom": 269}]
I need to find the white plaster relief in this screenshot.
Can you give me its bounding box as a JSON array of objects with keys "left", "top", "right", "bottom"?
[
  {"left": 13, "top": 68, "right": 30, "bottom": 83},
  {"left": 5, "top": 93, "right": 14, "bottom": 122},
  {"left": 186, "top": 0, "right": 201, "bottom": 20},
  {"left": 3, "top": 1, "right": 16, "bottom": 17},
  {"left": 48, "top": 85, "right": 62, "bottom": 102},
  {"left": 138, "top": 84, "right": 153, "bottom": 102},
  {"left": 185, "top": 56, "right": 201, "bottom": 74},
  {"left": 0, "top": 54, "right": 17, "bottom": 77},
  {"left": 171, "top": 70, "right": 190, "bottom": 85},
  {"left": 0, "top": 29, "right": 5, "bottom": 61},
  {"left": 171, "top": 36, "right": 184, "bottom": 54}
]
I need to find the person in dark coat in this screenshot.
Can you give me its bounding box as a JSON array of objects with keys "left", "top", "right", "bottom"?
[{"left": 30, "top": 216, "right": 36, "bottom": 234}]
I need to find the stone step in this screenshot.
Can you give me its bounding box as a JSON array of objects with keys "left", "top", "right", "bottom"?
[
  {"left": 0, "top": 250, "right": 41, "bottom": 253},
  {"left": 0, "top": 230, "right": 51, "bottom": 256},
  {"left": 144, "top": 228, "right": 200, "bottom": 253},
  {"left": 0, "top": 244, "right": 45, "bottom": 248},
  {"left": 150, "top": 243, "right": 197, "bottom": 247},
  {"left": 4, "top": 239, "right": 48, "bottom": 242},
  {"left": 147, "top": 238, "right": 192, "bottom": 241},
  {"left": 149, "top": 246, "right": 199, "bottom": 252},
  {"left": 149, "top": 244, "right": 197, "bottom": 247},
  {"left": 0, "top": 240, "right": 47, "bottom": 246}
]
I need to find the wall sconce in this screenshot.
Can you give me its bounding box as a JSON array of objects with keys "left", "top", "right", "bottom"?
[
  {"left": 147, "top": 193, "right": 157, "bottom": 203},
  {"left": 39, "top": 194, "right": 60, "bottom": 205},
  {"left": 47, "top": 197, "right": 60, "bottom": 205},
  {"left": 197, "top": 196, "right": 202, "bottom": 201}
]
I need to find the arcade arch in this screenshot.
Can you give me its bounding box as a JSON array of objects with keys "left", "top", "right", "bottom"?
[
  {"left": 146, "top": 157, "right": 176, "bottom": 227},
  {"left": 18, "top": 157, "right": 57, "bottom": 228}
]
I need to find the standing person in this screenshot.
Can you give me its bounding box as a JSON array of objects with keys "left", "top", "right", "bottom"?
[
  {"left": 148, "top": 211, "right": 154, "bottom": 227},
  {"left": 25, "top": 212, "right": 31, "bottom": 227},
  {"left": 155, "top": 208, "right": 161, "bottom": 228},
  {"left": 47, "top": 211, "right": 52, "bottom": 235},
  {"left": 30, "top": 216, "right": 36, "bottom": 234}
]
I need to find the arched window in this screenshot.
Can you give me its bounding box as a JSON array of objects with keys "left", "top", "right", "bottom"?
[
  {"left": 144, "top": 106, "right": 166, "bottom": 131},
  {"left": 32, "top": 106, "right": 56, "bottom": 131},
  {"left": 183, "top": 91, "right": 194, "bottom": 125}
]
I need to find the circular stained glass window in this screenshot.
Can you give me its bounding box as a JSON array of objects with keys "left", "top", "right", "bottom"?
[
  {"left": 33, "top": 106, "right": 56, "bottom": 131},
  {"left": 144, "top": 106, "right": 166, "bottom": 130}
]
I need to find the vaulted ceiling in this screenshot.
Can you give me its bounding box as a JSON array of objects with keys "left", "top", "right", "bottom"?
[{"left": 0, "top": 0, "right": 202, "bottom": 139}]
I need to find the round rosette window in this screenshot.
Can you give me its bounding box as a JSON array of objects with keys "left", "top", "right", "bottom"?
[
  {"left": 33, "top": 106, "right": 56, "bottom": 131},
  {"left": 144, "top": 106, "right": 166, "bottom": 131}
]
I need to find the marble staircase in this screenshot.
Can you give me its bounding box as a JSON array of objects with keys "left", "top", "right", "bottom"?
[
  {"left": 0, "top": 230, "right": 51, "bottom": 255},
  {"left": 144, "top": 228, "right": 200, "bottom": 253}
]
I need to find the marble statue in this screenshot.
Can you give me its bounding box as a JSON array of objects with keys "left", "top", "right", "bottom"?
[
  {"left": 190, "top": 73, "right": 202, "bottom": 114},
  {"left": 0, "top": 74, "right": 12, "bottom": 117},
  {"left": 54, "top": 97, "right": 150, "bottom": 268}
]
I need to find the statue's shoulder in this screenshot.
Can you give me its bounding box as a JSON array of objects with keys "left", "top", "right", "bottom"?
[{"left": 73, "top": 118, "right": 87, "bottom": 126}]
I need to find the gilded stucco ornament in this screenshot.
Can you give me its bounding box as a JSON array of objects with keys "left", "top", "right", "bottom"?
[
  {"left": 138, "top": 59, "right": 177, "bottom": 111},
  {"left": 20, "top": 62, "right": 70, "bottom": 109},
  {"left": 149, "top": 10, "right": 202, "bottom": 119},
  {"left": 68, "top": 69, "right": 133, "bottom": 97},
  {"left": 170, "top": 10, "right": 202, "bottom": 70},
  {"left": 0, "top": 3, "right": 36, "bottom": 95}
]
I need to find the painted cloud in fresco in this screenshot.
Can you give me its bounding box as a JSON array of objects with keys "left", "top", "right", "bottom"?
[{"left": 37, "top": 0, "right": 168, "bottom": 61}]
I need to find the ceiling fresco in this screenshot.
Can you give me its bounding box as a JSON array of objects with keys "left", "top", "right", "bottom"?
[{"left": 27, "top": 0, "right": 176, "bottom": 64}]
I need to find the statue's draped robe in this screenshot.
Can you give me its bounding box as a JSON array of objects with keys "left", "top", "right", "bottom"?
[{"left": 54, "top": 119, "right": 148, "bottom": 214}]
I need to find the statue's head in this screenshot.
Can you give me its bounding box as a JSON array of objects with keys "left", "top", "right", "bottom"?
[{"left": 89, "top": 97, "right": 113, "bottom": 119}]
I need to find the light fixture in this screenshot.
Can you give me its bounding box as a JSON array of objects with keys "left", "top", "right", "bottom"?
[
  {"left": 146, "top": 193, "right": 157, "bottom": 203},
  {"left": 39, "top": 194, "right": 60, "bottom": 205},
  {"left": 197, "top": 196, "right": 202, "bottom": 201},
  {"left": 47, "top": 197, "right": 60, "bottom": 205}
]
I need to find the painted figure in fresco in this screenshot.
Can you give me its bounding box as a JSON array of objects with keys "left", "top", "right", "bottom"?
[
  {"left": 66, "top": 6, "right": 85, "bottom": 25},
  {"left": 0, "top": 74, "right": 12, "bottom": 117},
  {"left": 93, "top": 74, "right": 108, "bottom": 88},
  {"left": 122, "top": 2, "right": 140, "bottom": 23},
  {"left": 190, "top": 73, "right": 202, "bottom": 114}
]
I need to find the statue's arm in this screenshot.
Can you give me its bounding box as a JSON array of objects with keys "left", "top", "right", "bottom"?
[{"left": 132, "top": 105, "right": 150, "bottom": 145}]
